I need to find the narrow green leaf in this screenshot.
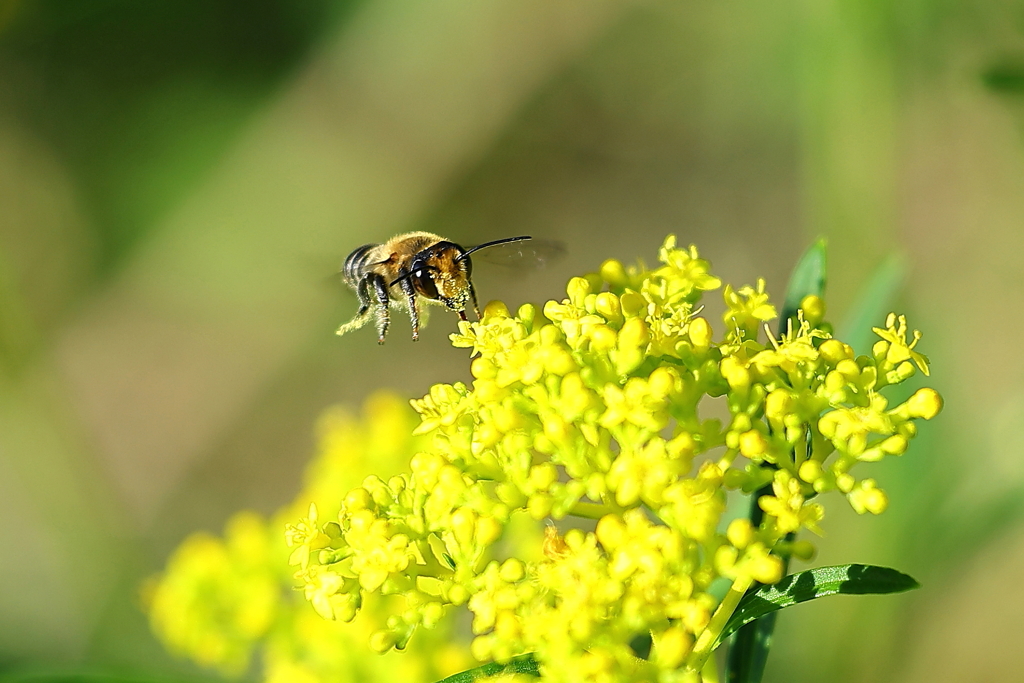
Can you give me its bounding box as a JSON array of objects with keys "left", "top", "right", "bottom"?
[
  {"left": 720, "top": 564, "right": 919, "bottom": 642},
  {"left": 725, "top": 610, "right": 776, "bottom": 683},
  {"left": 435, "top": 654, "right": 540, "bottom": 683},
  {"left": 836, "top": 253, "right": 906, "bottom": 356},
  {"left": 779, "top": 238, "right": 827, "bottom": 327}
]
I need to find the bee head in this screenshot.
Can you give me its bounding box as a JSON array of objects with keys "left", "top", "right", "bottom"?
[
  {"left": 389, "top": 236, "right": 531, "bottom": 312},
  {"left": 406, "top": 241, "right": 473, "bottom": 310}
]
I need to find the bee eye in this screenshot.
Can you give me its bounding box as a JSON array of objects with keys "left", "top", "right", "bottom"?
[{"left": 410, "top": 267, "right": 439, "bottom": 300}]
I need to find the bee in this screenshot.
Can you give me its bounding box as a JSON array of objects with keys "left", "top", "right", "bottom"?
[{"left": 337, "top": 232, "right": 532, "bottom": 343}]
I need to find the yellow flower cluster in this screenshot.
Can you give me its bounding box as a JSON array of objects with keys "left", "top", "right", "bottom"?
[
  {"left": 286, "top": 236, "right": 942, "bottom": 682},
  {"left": 144, "top": 393, "right": 472, "bottom": 683}
]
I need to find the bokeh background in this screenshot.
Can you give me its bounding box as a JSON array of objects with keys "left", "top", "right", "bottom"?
[{"left": 2, "top": 0, "right": 1024, "bottom": 681}]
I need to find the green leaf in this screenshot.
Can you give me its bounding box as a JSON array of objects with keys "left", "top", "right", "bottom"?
[
  {"left": 779, "top": 238, "right": 827, "bottom": 330},
  {"left": 836, "top": 253, "right": 906, "bottom": 356},
  {"left": 725, "top": 610, "right": 777, "bottom": 683},
  {"left": 720, "top": 564, "right": 919, "bottom": 643},
  {"left": 435, "top": 654, "right": 540, "bottom": 683}
]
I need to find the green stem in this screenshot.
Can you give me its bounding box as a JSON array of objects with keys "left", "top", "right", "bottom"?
[
  {"left": 686, "top": 574, "right": 754, "bottom": 673},
  {"left": 702, "top": 652, "right": 721, "bottom": 683},
  {"left": 725, "top": 482, "right": 795, "bottom": 683},
  {"left": 567, "top": 500, "right": 621, "bottom": 520}
]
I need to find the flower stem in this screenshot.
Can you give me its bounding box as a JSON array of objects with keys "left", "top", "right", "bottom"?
[
  {"left": 567, "top": 500, "right": 620, "bottom": 520},
  {"left": 686, "top": 574, "right": 753, "bottom": 673}
]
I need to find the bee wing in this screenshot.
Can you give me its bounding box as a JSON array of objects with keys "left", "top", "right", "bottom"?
[{"left": 469, "top": 238, "right": 566, "bottom": 270}]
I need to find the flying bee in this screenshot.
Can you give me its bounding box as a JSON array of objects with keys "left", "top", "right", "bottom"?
[{"left": 337, "top": 232, "right": 532, "bottom": 344}]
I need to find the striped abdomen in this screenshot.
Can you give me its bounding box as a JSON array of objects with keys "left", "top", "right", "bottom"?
[{"left": 342, "top": 244, "right": 380, "bottom": 289}]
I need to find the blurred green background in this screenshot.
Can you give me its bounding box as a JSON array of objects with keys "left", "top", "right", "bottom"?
[{"left": 2, "top": 0, "right": 1024, "bottom": 681}]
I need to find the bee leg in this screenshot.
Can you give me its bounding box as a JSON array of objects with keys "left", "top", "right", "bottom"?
[
  {"left": 399, "top": 275, "right": 420, "bottom": 341},
  {"left": 468, "top": 280, "right": 481, "bottom": 319},
  {"left": 371, "top": 273, "right": 391, "bottom": 344},
  {"left": 336, "top": 276, "right": 374, "bottom": 337},
  {"left": 354, "top": 275, "right": 373, "bottom": 318}
]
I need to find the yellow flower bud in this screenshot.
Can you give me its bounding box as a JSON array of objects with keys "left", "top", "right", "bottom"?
[
  {"left": 529, "top": 463, "right": 559, "bottom": 490},
  {"left": 879, "top": 434, "right": 908, "bottom": 455},
  {"left": 517, "top": 302, "right": 536, "bottom": 327},
  {"left": 848, "top": 479, "right": 889, "bottom": 515},
  {"left": 739, "top": 430, "right": 768, "bottom": 457},
  {"left": 649, "top": 366, "right": 678, "bottom": 398},
  {"left": 344, "top": 487, "right": 373, "bottom": 512},
  {"left": 907, "top": 387, "right": 943, "bottom": 419},
  {"left": 495, "top": 481, "right": 524, "bottom": 507},
  {"left": 615, "top": 348, "right": 644, "bottom": 375},
  {"left": 600, "top": 259, "right": 628, "bottom": 287},
  {"left": 729, "top": 413, "right": 749, "bottom": 433},
  {"left": 474, "top": 378, "right": 504, "bottom": 403},
  {"left": 618, "top": 317, "right": 651, "bottom": 350},
  {"left": 614, "top": 477, "right": 641, "bottom": 507},
  {"left": 688, "top": 317, "right": 713, "bottom": 349},
  {"left": 448, "top": 583, "right": 470, "bottom": 606},
  {"left": 588, "top": 323, "right": 618, "bottom": 351},
  {"left": 596, "top": 515, "right": 626, "bottom": 551},
  {"left": 528, "top": 494, "right": 553, "bottom": 520},
  {"left": 819, "top": 338, "right": 852, "bottom": 364},
  {"left": 471, "top": 357, "right": 497, "bottom": 379},
  {"left": 888, "top": 360, "right": 916, "bottom": 383},
  {"left": 667, "top": 432, "right": 696, "bottom": 459},
  {"left": 566, "top": 277, "right": 591, "bottom": 306},
  {"left": 543, "top": 414, "right": 571, "bottom": 443},
  {"left": 595, "top": 292, "right": 623, "bottom": 323},
  {"left": 476, "top": 516, "right": 502, "bottom": 546},
  {"left": 836, "top": 359, "right": 860, "bottom": 380},
  {"left": 750, "top": 553, "right": 784, "bottom": 584},
  {"left": 720, "top": 356, "right": 751, "bottom": 391},
  {"left": 715, "top": 544, "right": 739, "bottom": 572},
  {"left": 654, "top": 626, "right": 693, "bottom": 669},
  {"left": 499, "top": 558, "right": 525, "bottom": 582},
  {"left": 619, "top": 291, "right": 646, "bottom": 317},
  {"left": 800, "top": 294, "right": 825, "bottom": 325},
  {"left": 586, "top": 472, "right": 607, "bottom": 500},
  {"left": 470, "top": 635, "right": 492, "bottom": 661},
  {"left": 451, "top": 508, "right": 478, "bottom": 547},
  {"left": 475, "top": 423, "right": 501, "bottom": 449},
  {"left": 764, "top": 389, "right": 793, "bottom": 424},
  {"left": 482, "top": 300, "right": 510, "bottom": 320},
  {"left": 540, "top": 323, "right": 562, "bottom": 346},
  {"left": 824, "top": 370, "right": 846, "bottom": 394},
  {"left": 421, "top": 601, "right": 445, "bottom": 628},
  {"left": 727, "top": 519, "right": 754, "bottom": 549},
  {"left": 543, "top": 347, "right": 577, "bottom": 376},
  {"left": 370, "top": 629, "right": 397, "bottom": 653},
  {"left": 798, "top": 459, "right": 823, "bottom": 484},
  {"left": 681, "top": 602, "right": 711, "bottom": 634}
]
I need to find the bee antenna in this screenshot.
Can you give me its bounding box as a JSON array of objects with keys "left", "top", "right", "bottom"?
[{"left": 455, "top": 236, "right": 532, "bottom": 262}]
